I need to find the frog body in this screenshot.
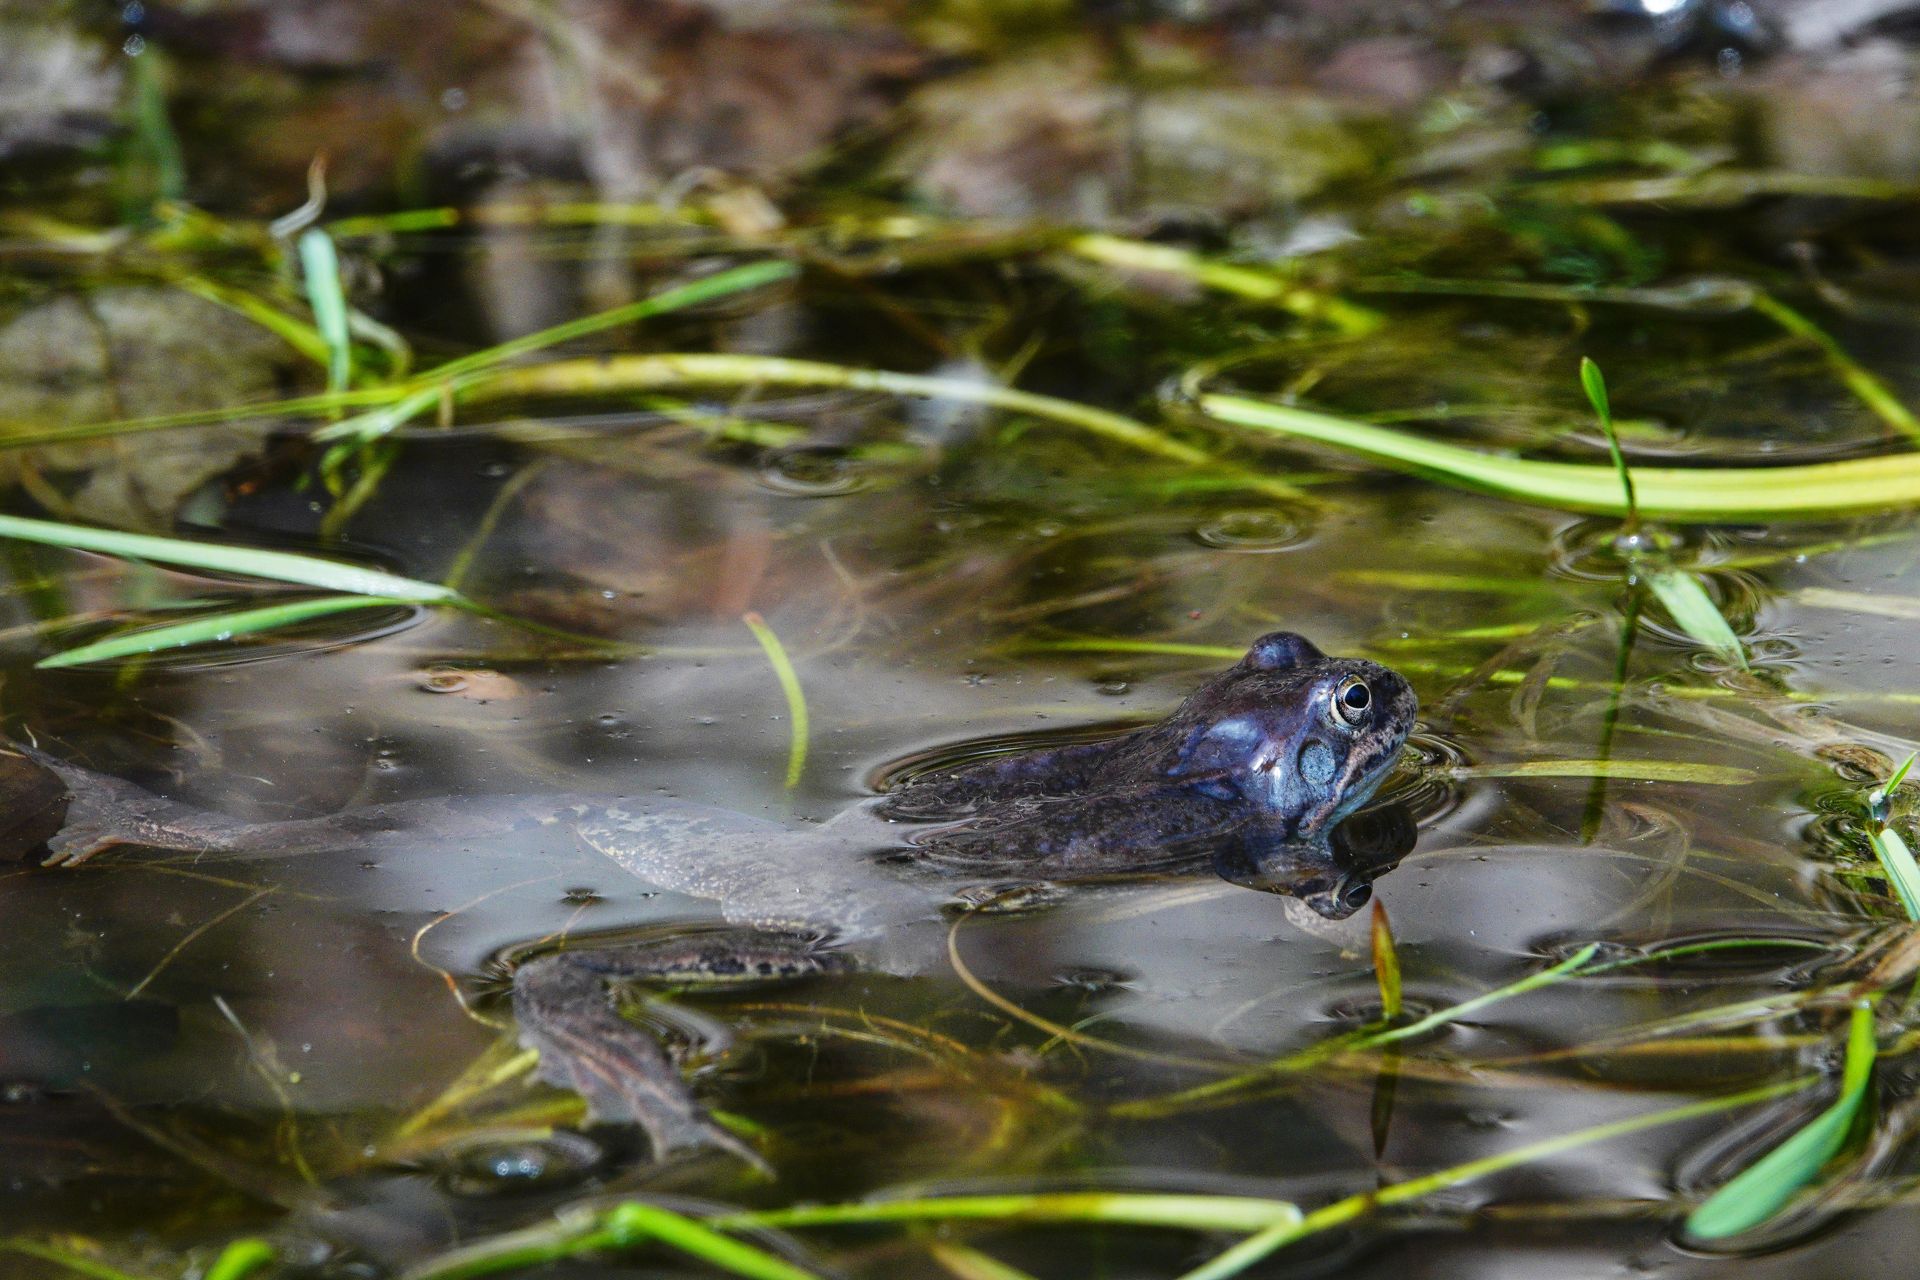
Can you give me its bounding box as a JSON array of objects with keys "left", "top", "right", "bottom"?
[{"left": 25, "top": 632, "right": 1417, "bottom": 1157}]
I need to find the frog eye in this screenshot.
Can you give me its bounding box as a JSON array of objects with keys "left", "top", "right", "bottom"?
[{"left": 1330, "top": 675, "right": 1371, "bottom": 727}]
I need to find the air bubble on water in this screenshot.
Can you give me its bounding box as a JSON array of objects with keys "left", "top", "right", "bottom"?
[{"left": 1194, "top": 510, "right": 1302, "bottom": 552}]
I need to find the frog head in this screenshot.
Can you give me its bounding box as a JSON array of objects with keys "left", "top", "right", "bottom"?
[{"left": 1157, "top": 631, "right": 1418, "bottom": 845}]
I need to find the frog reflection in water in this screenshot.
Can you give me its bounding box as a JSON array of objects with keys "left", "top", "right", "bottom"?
[{"left": 30, "top": 632, "right": 1417, "bottom": 1158}]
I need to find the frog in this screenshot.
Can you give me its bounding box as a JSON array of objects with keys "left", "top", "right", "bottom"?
[{"left": 21, "top": 631, "right": 1418, "bottom": 1159}]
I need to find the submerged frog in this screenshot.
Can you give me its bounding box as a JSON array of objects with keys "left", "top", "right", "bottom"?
[{"left": 24, "top": 632, "right": 1417, "bottom": 1157}]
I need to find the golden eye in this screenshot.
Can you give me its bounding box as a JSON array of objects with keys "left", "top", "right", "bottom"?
[{"left": 1331, "top": 675, "right": 1371, "bottom": 727}]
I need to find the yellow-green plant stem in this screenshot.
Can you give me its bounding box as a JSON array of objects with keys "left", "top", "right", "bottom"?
[
  {"left": 1749, "top": 293, "right": 1920, "bottom": 443},
  {"left": 467, "top": 355, "right": 1294, "bottom": 496},
  {"left": 723, "top": 1193, "right": 1302, "bottom": 1234},
  {"left": 743, "top": 612, "right": 809, "bottom": 789},
  {"left": 1067, "top": 234, "right": 1381, "bottom": 334},
  {"left": 1173, "top": 1076, "right": 1814, "bottom": 1280},
  {"left": 0, "top": 1240, "right": 155, "bottom": 1280},
  {"left": 1685, "top": 1000, "right": 1877, "bottom": 1239},
  {"left": 1201, "top": 393, "right": 1920, "bottom": 521}
]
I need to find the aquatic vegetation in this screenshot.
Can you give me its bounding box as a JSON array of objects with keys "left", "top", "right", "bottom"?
[{"left": 10, "top": 5, "right": 1920, "bottom": 1276}]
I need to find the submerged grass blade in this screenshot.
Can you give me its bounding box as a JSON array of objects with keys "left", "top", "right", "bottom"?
[
  {"left": 402, "top": 1200, "right": 817, "bottom": 1280},
  {"left": 927, "top": 1241, "right": 1041, "bottom": 1280},
  {"left": 743, "top": 612, "right": 809, "bottom": 789},
  {"left": 0, "top": 1239, "right": 156, "bottom": 1280},
  {"left": 0, "top": 515, "right": 459, "bottom": 602},
  {"left": 1685, "top": 1001, "right": 1877, "bottom": 1239},
  {"left": 1068, "top": 234, "right": 1381, "bottom": 334},
  {"left": 1868, "top": 826, "right": 1920, "bottom": 921},
  {"left": 726, "top": 1193, "right": 1302, "bottom": 1234},
  {"left": 1199, "top": 393, "right": 1920, "bottom": 521},
  {"left": 472, "top": 354, "right": 1290, "bottom": 493},
  {"left": 1750, "top": 293, "right": 1920, "bottom": 444},
  {"left": 202, "top": 1239, "right": 276, "bottom": 1280},
  {"left": 1641, "top": 568, "right": 1748, "bottom": 669},
  {"left": 36, "top": 595, "right": 404, "bottom": 669},
  {"left": 1177, "top": 1075, "right": 1814, "bottom": 1280},
  {"left": 430, "top": 259, "right": 797, "bottom": 382},
  {"left": 600, "top": 1203, "right": 815, "bottom": 1280},
  {"left": 1371, "top": 901, "right": 1402, "bottom": 1021},
  {"left": 1450, "top": 759, "right": 1755, "bottom": 784},
  {"left": 298, "top": 228, "right": 353, "bottom": 396}
]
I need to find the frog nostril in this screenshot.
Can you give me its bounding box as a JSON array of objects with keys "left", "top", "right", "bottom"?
[{"left": 1340, "top": 879, "right": 1373, "bottom": 912}]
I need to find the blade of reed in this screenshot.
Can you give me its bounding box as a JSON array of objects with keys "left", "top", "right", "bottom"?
[
  {"left": 726, "top": 1194, "right": 1301, "bottom": 1234},
  {"left": 202, "top": 1239, "right": 276, "bottom": 1280},
  {"left": 0, "top": 515, "right": 459, "bottom": 601},
  {"left": 1685, "top": 1000, "right": 1877, "bottom": 1239},
  {"left": 1370, "top": 901, "right": 1402, "bottom": 1020},
  {"left": 1641, "top": 568, "right": 1748, "bottom": 669},
  {"left": 1450, "top": 759, "right": 1755, "bottom": 784},
  {"left": 927, "top": 1242, "right": 1041, "bottom": 1280},
  {"left": 743, "top": 611, "right": 809, "bottom": 789},
  {"left": 428, "top": 259, "right": 797, "bottom": 381},
  {"left": 0, "top": 1239, "right": 156, "bottom": 1280},
  {"left": 1579, "top": 357, "right": 1636, "bottom": 523},
  {"left": 1199, "top": 393, "right": 1920, "bottom": 520},
  {"left": 1869, "top": 826, "right": 1920, "bottom": 921},
  {"left": 297, "top": 228, "right": 353, "bottom": 395},
  {"left": 1868, "top": 753, "right": 1920, "bottom": 918},
  {"left": 1068, "top": 234, "right": 1381, "bottom": 334},
  {"left": 1177, "top": 1075, "right": 1815, "bottom": 1280},
  {"left": 464, "top": 355, "right": 1289, "bottom": 492},
  {"left": 36, "top": 595, "right": 403, "bottom": 669},
  {"left": 400, "top": 1200, "right": 817, "bottom": 1280}
]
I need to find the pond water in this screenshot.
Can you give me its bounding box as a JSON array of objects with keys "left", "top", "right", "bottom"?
[{"left": 7, "top": 4, "right": 1920, "bottom": 1279}]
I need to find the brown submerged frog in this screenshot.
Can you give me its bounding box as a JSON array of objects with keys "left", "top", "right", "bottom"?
[{"left": 24, "top": 632, "right": 1417, "bottom": 1158}]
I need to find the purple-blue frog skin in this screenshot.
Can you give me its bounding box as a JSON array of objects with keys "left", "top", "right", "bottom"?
[
  {"left": 883, "top": 631, "right": 1418, "bottom": 917},
  {"left": 20, "top": 631, "right": 1418, "bottom": 1159}
]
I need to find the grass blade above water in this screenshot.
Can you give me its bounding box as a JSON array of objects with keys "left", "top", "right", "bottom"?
[
  {"left": 0, "top": 515, "right": 459, "bottom": 601},
  {"left": 297, "top": 228, "right": 353, "bottom": 396},
  {"left": 1684, "top": 1000, "right": 1877, "bottom": 1239},
  {"left": 1200, "top": 393, "right": 1920, "bottom": 521},
  {"left": 1642, "top": 567, "right": 1748, "bottom": 670},
  {"left": 36, "top": 595, "right": 406, "bottom": 669}
]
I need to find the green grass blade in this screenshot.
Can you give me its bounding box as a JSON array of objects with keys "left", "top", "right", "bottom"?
[
  {"left": 1869, "top": 825, "right": 1920, "bottom": 921},
  {"left": 1880, "top": 751, "right": 1918, "bottom": 799},
  {"left": 1685, "top": 1001, "right": 1877, "bottom": 1238},
  {"left": 1449, "top": 759, "right": 1755, "bottom": 784},
  {"left": 469, "top": 354, "right": 1290, "bottom": 493},
  {"left": 725, "top": 1193, "right": 1302, "bottom": 1234},
  {"left": 1068, "top": 234, "right": 1381, "bottom": 334},
  {"left": 298, "top": 228, "right": 353, "bottom": 395},
  {"left": 927, "top": 1242, "right": 1041, "bottom": 1280},
  {"left": 1178, "top": 1076, "right": 1814, "bottom": 1280},
  {"left": 600, "top": 1203, "right": 816, "bottom": 1280},
  {"left": 1370, "top": 901, "right": 1402, "bottom": 1020},
  {"left": 202, "top": 1239, "right": 276, "bottom": 1280},
  {"left": 173, "top": 275, "right": 332, "bottom": 369},
  {"left": 400, "top": 1200, "right": 819, "bottom": 1280},
  {"left": 36, "top": 596, "right": 403, "bottom": 669},
  {"left": 1643, "top": 568, "right": 1747, "bottom": 669},
  {"left": 743, "top": 612, "right": 809, "bottom": 789},
  {"left": 0, "top": 514, "right": 459, "bottom": 601},
  {"left": 1199, "top": 393, "right": 1920, "bottom": 521},
  {"left": 1579, "top": 357, "right": 1637, "bottom": 521},
  {"left": 311, "top": 386, "right": 445, "bottom": 446},
  {"left": 0, "top": 1239, "right": 156, "bottom": 1280},
  {"left": 429, "top": 260, "right": 797, "bottom": 382}
]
